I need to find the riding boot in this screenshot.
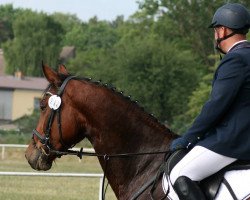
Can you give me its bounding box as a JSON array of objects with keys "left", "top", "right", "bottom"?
[{"left": 173, "top": 176, "right": 206, "bottom": 200}]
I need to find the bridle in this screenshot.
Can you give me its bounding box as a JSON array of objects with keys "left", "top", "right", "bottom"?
[
  {"left": 32, "top": 75, "right": 172, "bottom": 200},
  {"left": 33, "top": 75, "right": 76, "bottom": 156}
]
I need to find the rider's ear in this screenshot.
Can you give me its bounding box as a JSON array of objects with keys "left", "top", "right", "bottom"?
[
  {"left": 42, "top": 64, "right": 61, "bottom": 86},
  {"left": 58, "top": 64, "right": 69, "bottom": 75}
]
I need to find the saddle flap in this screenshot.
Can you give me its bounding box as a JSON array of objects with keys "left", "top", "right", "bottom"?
[
  {"left": 200, "top": 160, "right": 250, "bottom": 200},
  {"left": 165, "top": 149, "right": 188, "bottom": 175},
  {"left": 200, "top": 170, "right": 224, "bottom": 200},
  {"left": 227, "top": 160, "right": 250, "bottom": 171},
  {"left": 164, "top": 151, "right": 250, "bottom": 200}
]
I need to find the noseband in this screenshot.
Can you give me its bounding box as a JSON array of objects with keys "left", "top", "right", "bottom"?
[{"left": 33, "top": 75, "right": 76, "bottom": 156}]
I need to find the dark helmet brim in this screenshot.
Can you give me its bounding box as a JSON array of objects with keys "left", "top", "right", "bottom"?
[{"left": 208, "top": 22, "right": 216, "bottom": 28}]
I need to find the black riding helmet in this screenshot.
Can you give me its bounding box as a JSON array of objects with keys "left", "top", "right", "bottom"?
[
  {"left": 209, "top": 3, "right": 250, "bottom": 54},
  {"left": 209, "top": 3, "right": 250, "bottom": 30}
]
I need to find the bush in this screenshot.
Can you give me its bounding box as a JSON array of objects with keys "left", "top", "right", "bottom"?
[{"left": 0, "top": 130, "right": 31, "bottom": 144}]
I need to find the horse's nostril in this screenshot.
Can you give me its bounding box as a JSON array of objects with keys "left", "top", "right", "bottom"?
[{"left": 25, "top": 142, "right": 53, "bottom": 171}]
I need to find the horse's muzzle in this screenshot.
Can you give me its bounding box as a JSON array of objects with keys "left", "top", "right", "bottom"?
[{"left": 25, "top": 140, "right": 53, "bottom": 171}]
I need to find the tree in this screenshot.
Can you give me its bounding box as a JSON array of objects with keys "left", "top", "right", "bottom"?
[
  {"left": 75, "top": 29, "right": 203, "bottom": 123},
  {"left": 118, "top": 37, "right": 203, "bottom": 122},
  {"left": 3, "top": 10, "right": 64, "bottom": 76},
  {"left": 139, "top": 0, "right": 250, "bottom": 65},
  {"left": 51, "top": 12, "right": 82, "bottom": 32},
  {"left": 65, "top": 17, "right": 122, "bottom": 77},
  {"left": 51, "top": 12, "right": 87, "bottom": 49},
  {"left": 171, "top": 55, "right": 219, "bottom": 133},
  {"left": 14, "top": 110, "right": 40, "bottom": 134},
  {"left": 65, "top": 9, "right": 205, "bottom": 124},
  {"left": 0, "top": 4, "right": 17, "bottom": 47}
]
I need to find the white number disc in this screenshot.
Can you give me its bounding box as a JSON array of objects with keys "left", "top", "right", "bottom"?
[{"left": 48, "top": 95, "right": 61, "bottom": 110}]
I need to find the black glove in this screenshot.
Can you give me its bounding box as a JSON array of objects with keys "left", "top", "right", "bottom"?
[{"left": 170, "top": 137, "right": 189, "bottom": 152}]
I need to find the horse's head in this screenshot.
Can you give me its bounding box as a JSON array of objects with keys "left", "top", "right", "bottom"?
[
  {"left": 24, "top": 64, "right": 175, "bottom": 198},
  {"left": 25, "top": 64, "right": 86, "bottom": 171}
]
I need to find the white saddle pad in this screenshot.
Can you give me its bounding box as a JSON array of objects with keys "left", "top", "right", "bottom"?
[{"left": 162, "top": 170, "right": 250, "bottom": 200}]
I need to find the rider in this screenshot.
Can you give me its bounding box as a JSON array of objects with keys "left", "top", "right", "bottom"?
[{"left": 170, "top": 3, "right": 250, "bottom": 200}]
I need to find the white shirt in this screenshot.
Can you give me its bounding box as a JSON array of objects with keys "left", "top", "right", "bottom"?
[{"left": 227, "top": 40, "right": 248, "bottom": 52}]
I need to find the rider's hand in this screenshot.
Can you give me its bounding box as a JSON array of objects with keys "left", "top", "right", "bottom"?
[{"left": 170, "top": 137, "right": 189, "bottom": 152}]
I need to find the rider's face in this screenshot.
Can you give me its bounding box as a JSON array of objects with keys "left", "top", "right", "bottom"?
[{"left": 214, "top": 26, "right": 224, "bottom": 40}]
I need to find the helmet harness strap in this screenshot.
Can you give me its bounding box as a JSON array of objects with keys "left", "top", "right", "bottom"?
[{"left": 215, "top": 31, "right": 236, "bottom": 55}]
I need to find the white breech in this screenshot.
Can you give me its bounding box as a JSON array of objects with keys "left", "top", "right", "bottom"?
[{"left": 170, "top": 146, "right": 237, "bottom": 184}]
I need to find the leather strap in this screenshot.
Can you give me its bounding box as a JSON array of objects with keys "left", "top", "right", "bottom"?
[
  {"left": 222, "top": 178, "right": 237, "bottom": 200},
  {"left": 57, "top": 76, "right": 76, "bottom": 96}
]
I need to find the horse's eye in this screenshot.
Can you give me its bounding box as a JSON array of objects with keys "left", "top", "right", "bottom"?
[{"left": 40, "top": 99, "right": 47, "bottom": 111}]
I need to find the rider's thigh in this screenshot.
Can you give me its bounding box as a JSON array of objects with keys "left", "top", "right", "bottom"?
[{"left": 170, "top": 145, "right": 236, "bottom": 183}]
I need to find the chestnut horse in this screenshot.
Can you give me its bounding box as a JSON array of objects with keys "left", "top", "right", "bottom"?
[{"left": 25, "top": 64, "right": 174, "bottom": 199}]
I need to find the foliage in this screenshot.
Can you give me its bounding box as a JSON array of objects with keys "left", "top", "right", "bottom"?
[
  {"left": 14, "top": 109, "right": 40, "bottom": 134},
  {"left": 69, "top": 28, "right": 203, "bottom": 122},
  {"left": 172, "top": 55, "right": 219, "bottom": 133},
  {"left": 0, "top": 4, "right": 17, "bottom": 47},
  {"left": 64, "top": 17, "right": 119, "bottom": 52},
  {"left": 3, "top": 10, "right": 64, "bottom": 76},
  {"left": 113, "top": 37, "right": 202, "bottom": 122},
  {"left": 139, "top": 0, "right": 250, "bottom": 65},
  {"left": 0, "top": 110, "right": 40, "bottom": 144},
  {"left": 0, "top": 129, "right": 31, "bottom": 144},
  {"left": 2, "top": 1, "right": 250, "bottom": 132},
  {"left": 51, "top": 12, "right": 82, "bottom": 33}
]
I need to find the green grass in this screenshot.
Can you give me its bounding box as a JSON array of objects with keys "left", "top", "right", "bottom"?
[
  {"left": 0, "top": 147, "right": 116, "bottom": 200},
  {"left": 0, "top": 130, "right": 31, "bottom": 144}
]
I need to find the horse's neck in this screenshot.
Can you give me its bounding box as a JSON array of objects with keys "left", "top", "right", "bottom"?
[
  {"left": 75, "top": 81, "right": 173, "bottom": 198},
  {"left": 95, "top": 116, "right": 171, "bottom": 199}
]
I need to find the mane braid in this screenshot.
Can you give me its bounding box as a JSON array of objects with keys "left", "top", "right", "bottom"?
[{"left": 60, "top": 75, "right": 172, "bottom": 133}]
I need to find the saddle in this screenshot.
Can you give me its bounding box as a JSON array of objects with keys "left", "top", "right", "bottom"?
[{"left": 165, "top": 149, "right": 250, "bottom": 200}]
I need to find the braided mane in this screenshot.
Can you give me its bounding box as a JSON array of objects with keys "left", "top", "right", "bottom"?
[{"left": 53, "top": 73, "right": 172, "bottom": 134}]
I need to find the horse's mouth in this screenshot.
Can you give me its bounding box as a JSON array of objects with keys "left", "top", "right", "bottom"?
[{"left": 25, "top": 140, "right": 54, "bottom": 171}]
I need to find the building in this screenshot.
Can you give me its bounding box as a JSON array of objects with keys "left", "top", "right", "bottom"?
[
  {"left": 0, "top": 47, "right": 73, "bottom": 122},
  {"left": 0, "top": 73, "right": 48, "bottom": 121}
]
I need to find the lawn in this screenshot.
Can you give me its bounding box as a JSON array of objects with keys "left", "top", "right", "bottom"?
[{"left": 0, "top": 146, "right": 116, "bottom": 200}]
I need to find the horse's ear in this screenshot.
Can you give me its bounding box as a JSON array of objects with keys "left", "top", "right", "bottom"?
[
  {"left": 42, "top": 64, "right": 61, "bottom": 85},
  {"left": 58, "top": 64, "right": 69, "bottom": 75}
]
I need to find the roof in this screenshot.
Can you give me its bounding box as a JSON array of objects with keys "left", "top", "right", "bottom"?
[{"left": 0, "top": 75, "right": 48, "bottom": 91}]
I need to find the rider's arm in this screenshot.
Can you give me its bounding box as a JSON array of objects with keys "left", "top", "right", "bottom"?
[{"left": 183, "top": 52, "right": 246, "bottom": 144}]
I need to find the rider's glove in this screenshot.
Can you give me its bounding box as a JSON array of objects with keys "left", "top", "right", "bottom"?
[{"left": 170, "top": 137, "right": 189, "bottom": 152}]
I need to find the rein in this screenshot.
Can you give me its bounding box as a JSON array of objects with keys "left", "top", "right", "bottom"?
[
  {"left": 32, "top": 75, "right": 171, "bottom": 200},
  {"left": 50, "top": 147, "right": 170, "bottom": 200},
  {"left": 51, "top": 148, "right": 170, "bottom": 159}
]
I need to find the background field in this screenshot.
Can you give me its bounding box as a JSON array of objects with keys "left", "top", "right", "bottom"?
[{"left": 0, "top": 146, "right": 116, "bottom": 200}]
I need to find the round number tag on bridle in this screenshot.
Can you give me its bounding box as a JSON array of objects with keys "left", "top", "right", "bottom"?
[{"left": 48, "top": 95, "right": 61, "bottom": 110}]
